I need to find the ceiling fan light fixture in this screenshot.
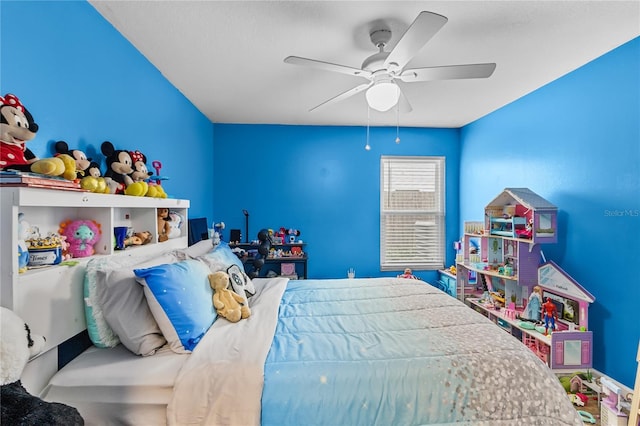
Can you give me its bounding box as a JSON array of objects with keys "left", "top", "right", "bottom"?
[{"left": 365, "top": 81, "right": 400, "bottom": 112}]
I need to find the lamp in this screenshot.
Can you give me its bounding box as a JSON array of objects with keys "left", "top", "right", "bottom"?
[
  {"left": 242, "top": 209, "right": 249, "bottom": 243},
  {"left": 365, "top": 79, "right": 400, "bottom": 112}
]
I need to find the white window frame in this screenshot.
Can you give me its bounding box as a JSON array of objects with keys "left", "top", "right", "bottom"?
[{"left": 380, "top": 156, "right": 445, "bottom": 271}]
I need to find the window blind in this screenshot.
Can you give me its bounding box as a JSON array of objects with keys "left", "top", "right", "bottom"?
[{"left": 380, "top": 156, "right": 445, "bottom": 270}]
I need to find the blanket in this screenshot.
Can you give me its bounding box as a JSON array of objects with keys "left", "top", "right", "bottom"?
[
  {"left": 168, "top": 277, "right": 582, "bottom": 426},
  {"left": 167, "top": 277, "right": 288, "bottom": 426}
]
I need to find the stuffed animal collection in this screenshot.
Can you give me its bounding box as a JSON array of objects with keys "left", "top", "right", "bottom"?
[
  {"left": 0, "top": 307, "right": 84, "bottom": 425},
  {"left": 2, "top": 93, "right": 167, "bottom": 196},
  {"left": 208, "top": 271, "right": 251, "bottom": 323}
]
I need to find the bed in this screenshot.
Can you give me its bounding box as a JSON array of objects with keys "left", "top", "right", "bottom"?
[{"left": 41, "top": 241, "right": 583, "bottom": 425}]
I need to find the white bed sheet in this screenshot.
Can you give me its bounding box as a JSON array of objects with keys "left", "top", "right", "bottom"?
[{"left": 41, "top": 344, "right": 188, "bottom": 425}]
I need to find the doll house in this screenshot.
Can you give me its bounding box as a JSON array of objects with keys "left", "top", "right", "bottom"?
[
  {"left": 484, "top": 187, "right": 558, "bottom": 244},
  {"left": 532, "top": 260, "right": 595, "bottom": 369}
]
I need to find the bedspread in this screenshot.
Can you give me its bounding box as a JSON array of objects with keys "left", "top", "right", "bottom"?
[
  {"left": 262, "top": 278, "right": 582, "bottom": 426},
  {"left": 169, "top": 277, "right": 582, "bottom": 426}
]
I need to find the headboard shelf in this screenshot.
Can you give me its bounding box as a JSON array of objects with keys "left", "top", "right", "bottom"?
[{"left": 0, "top": 186, "right": 190, "bottom": 394}]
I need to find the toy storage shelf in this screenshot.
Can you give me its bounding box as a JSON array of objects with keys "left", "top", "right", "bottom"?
[
  {"left": 229, "top": 242, "right": 308, "bottom": 279},
  {"left": 0, "top": 186, "right": 190, "bottom": 356},
  {"left": 466, "top": 297, "right": 593, "bottom": 369}
]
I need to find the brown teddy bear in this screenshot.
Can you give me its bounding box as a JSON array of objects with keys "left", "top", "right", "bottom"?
[{"left": 208, "top": 271, "right": 250, "bottom": 323}]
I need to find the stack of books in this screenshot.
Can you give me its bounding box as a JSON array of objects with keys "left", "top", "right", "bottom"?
[{"left": 0, "top": 170, "right": 83, "bottom": 191}]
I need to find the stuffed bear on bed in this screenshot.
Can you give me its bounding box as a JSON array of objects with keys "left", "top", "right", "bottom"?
[{"left": 0, "top": 307, "right": 84, "bottom": 425}]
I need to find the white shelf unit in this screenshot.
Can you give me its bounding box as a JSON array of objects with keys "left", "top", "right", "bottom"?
[{"left": 0, "top": 187, "right": 189, "bottom": 369}]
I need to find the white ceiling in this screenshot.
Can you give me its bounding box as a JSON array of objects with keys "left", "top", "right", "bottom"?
[{"left": 89, "top": 1, "right": 639, "bottom": 128}]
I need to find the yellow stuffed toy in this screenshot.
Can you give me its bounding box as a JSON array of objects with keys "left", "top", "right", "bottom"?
[{"left": 208, "top": 271, "right": 250, "bottom": 323}]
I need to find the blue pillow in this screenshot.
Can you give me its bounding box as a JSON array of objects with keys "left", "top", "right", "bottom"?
[
  {"left": 197, "top": 241, "right": 244, "bottom": 273},
  {"left": 134, "top": 259, "right": 216, "bottom": 353}
]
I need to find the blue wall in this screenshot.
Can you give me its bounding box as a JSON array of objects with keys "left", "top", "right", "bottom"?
[
  {"left": 1, "top": 1, "right": 215, "bottom": 218},
  {"left": 213, "top": 124, "right": 460, "bottom": 282},
  {"left": 460, "top": 37, "right": 639, "bottom": 387},
  {"left": 3, "top": 0, "right": 637, "bottom": 388}
]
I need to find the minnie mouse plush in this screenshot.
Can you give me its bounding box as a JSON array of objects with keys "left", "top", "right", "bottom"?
[{"left": 0, "top": 94, "right": 76, "bottom": 179}]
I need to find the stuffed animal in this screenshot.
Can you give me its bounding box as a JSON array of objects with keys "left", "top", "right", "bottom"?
[
  {"left": 167, "top": 211, "right": 183, "bottom": 239},
  {"left": 157, "top": 208, "right": 171, "bottom": 242},
  {"left": 125, "top": 231, "right": 152, "bottom": 247},
  {"left": 208, "top": 271, "right": 250, "bottom": 323},
  {"left": 128, "top": 150, "right": 152, "bottom": 182},
  {"left": 0, "top": 307, "right": 84, "bottom": 425},
  {"left": 78, "top": 161, "right": 117, "bottom": 194},
  {"left": 101, "top": 141, "right": 133, "bottom": 193},
  {"left": 59, "top": 219, "right": 101, "bottom": 258},
  {"left": 0, "top": 94, "right": 76, "bottom": 180},
  {"left": 54, "top": 141, "right": 91, "bottom": 178}
]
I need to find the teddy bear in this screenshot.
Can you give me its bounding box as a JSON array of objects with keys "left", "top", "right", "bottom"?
[
  {"left": 0, "top": 94, "right": 76, "bottom": 180},
  {"left": 208, "top": 271, "right": 251, "bottom": 323},
  {"left": 1, "top": 307, "right": 84, "bottom": 425}
]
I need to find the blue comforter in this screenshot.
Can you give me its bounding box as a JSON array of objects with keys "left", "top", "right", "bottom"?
[{"left": 261, "top": 278, "right": 582, "bottom": 426}]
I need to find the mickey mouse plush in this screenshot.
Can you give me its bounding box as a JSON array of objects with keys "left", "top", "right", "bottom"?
[
  {"left": 0, "top": 94, "right": 76, "bottom": 179},
  {"left": 54, "top": 141, "right": 92, "bottom": 178},
  {"left": 101, "top": 141, "right": 133, "bottom": 193},
  {"left": 0, "top": 307, "right": 84, "bottom": 425}
]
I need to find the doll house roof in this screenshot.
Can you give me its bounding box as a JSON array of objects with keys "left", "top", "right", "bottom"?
[
  {"left": 538, "top": 261, "right": 595, "bottom": 303},
  {"left": 485, "top": 188, "right": 557, "bottom": 211}
]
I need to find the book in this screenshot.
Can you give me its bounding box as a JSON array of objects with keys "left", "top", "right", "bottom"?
[
  {"left": 0, "top": 170, "right": 80, "bottom": 189},
  {"left": 0, "top": 182, "right": 86, "bottom": 191}
]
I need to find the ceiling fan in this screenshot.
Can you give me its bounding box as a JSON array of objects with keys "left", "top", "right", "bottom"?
[{"left": 284, "top": 11, "right": 496, "bottom": 112}]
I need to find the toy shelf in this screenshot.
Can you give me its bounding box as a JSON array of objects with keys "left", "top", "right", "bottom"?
[{"left": 466, "top": 297, "right": 593, "bottom": 369}]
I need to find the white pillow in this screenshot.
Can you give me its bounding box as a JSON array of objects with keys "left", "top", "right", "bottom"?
[{"left": 85, "top": 253, "right": 177, "bottom": 355}]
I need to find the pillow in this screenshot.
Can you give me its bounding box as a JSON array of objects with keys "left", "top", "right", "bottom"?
[
  {"left": 85, "top": 253, "right": 176, "bottom": 355},
  {"left": 83, "top": 270, "right": 119, "bottom": 348},
  {"left": 197, "top": 241, "right": 244, "bottom": 273},
  {"left": 172, "top": 238, "right": 217, "bottom": 261},
  {"left": 134, "top": 259, "right": 217, "bottom": 353}
]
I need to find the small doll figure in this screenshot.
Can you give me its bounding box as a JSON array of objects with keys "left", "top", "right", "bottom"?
[
  {"left": 542, "top": 297, "right": 558, "bottom": 335},
  {"left": 397, "top": 268, "right": 419, "bottom": 280},
  {"left": 521, "top": 285, "right": 543, "bottom": 322},
  {"left": 157, "top": 208, "right": 171, "bottom": 242}
]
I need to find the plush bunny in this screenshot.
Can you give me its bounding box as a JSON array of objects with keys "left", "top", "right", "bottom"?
[{"left": 0, "top": 307, "right": 84, "bottom": 425}]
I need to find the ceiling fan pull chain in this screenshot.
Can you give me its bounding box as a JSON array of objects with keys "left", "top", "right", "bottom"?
[
  {"left": 365, "top": 105, "right": 371, "bottom": 151},
  {"left": 395, "top": 101, "right": 401, "bottom": 144}
]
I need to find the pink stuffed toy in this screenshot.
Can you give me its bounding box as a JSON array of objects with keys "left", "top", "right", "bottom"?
[{"left": 59, "top": 219, "right": 101, "bottom": 258}]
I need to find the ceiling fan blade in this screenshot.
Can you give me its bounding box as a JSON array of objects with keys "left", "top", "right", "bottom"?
[
  {"left": 384, "top": 11, "right": 448, "bottom": 72},
  {"left": 398, "top": 63, "right": 497, "bottom": 82},
  {"left": 284, "top": 56, "right": 372, "bottom": 79},
  {"left": 309, "top": 82, "right": 373, "bottom": 112}
]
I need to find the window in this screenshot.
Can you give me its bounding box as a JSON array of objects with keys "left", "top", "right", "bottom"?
[{"left": 380, "top": 156, "right": 445, "bottom": 271}]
